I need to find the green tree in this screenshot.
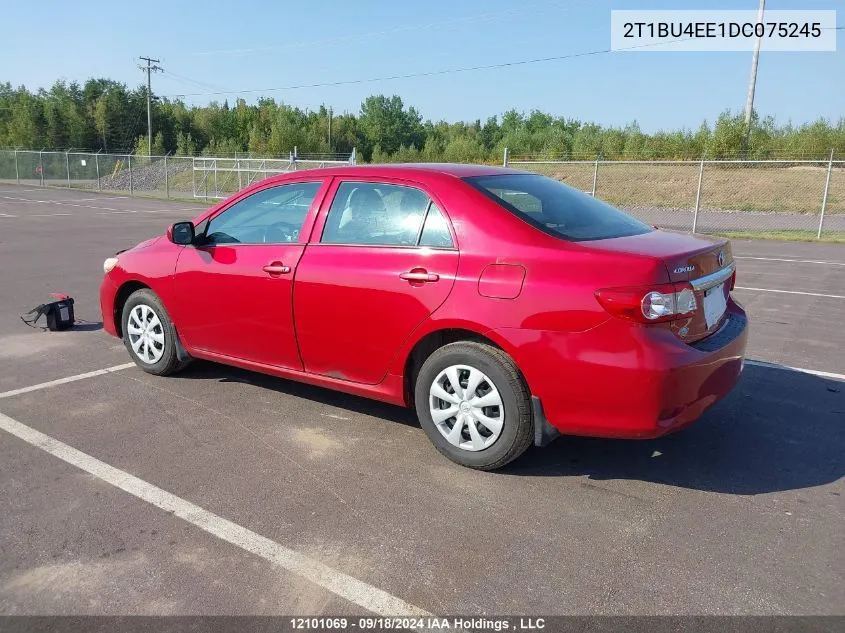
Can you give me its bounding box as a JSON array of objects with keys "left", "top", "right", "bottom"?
[
  {"left": 358, "top": 95, "right": 424, "bottom": 159},
  {"left": 2, "top": 77, "right": 842, "bottom": 163},
  {"left": 175, "top": 131, "right": 197, "bottom": 156},
  {"left": 708, "top": 110, "right": 746, "bottom": 158},
  {"left": 133, "top": 131, "right": 165, "bottom": 156}
]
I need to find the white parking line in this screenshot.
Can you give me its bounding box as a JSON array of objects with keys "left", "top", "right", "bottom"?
[
  {"left": 0, "top": 363, "right": 135, "bottom": 400},
  {"left": 745, "top": 359, "right": 845, "bottom": 382},
  {"left": 1, "top": 195, "right": 120, "bottom": 212},
  {"left": 97, "top": 210, "right": 164, "bottom": 215},
  {"left": 735, "top": 256, "right": 845, "bottom": 266},
  {"left": 0, "top": 410, "right": 429, "bottom": 617},
  {"left": 0, "top": 196, "right": 185, "bottom": 214},
  {"left": 72, "top": 197, "right": 130, "bottom": 202},
  {"left": 735, "top": 286, "right": 845, "bottom": 299}
]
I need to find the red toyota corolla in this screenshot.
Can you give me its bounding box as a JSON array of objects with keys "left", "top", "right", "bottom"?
[{"left": 101, "top": 164, "right": 747, "bottom": 470}]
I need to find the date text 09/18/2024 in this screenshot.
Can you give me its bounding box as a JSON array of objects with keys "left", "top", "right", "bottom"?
[{"left": 289, "top": 616, "right": 547, "bottom": 630}]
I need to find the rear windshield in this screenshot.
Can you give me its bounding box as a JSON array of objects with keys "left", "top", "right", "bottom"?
[{"left": 465, "top": 173, "right": 652, "bottom": 241}]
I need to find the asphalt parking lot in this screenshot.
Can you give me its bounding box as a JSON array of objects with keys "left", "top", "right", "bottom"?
[{"left": 0, "top": 184, "right": 842, "bottom": 616}]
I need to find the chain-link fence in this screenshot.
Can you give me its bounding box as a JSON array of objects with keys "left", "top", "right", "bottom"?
[
  {"left": 506, "top": 152, "right": 842, "bottom": 240},
  {"left": 191, "top": 152, "right": 357, "bottom": 199},
  {"left": 0, "top": 149, "right": 355, "bottom": 201},
  {"left": 1, "top": 148, "right": 841, "bottom": 240}
]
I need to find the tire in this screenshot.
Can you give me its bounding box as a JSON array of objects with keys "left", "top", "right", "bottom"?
[
  {"left": 414, "top": 341, "right": 533, "bottom": 470},
  {"left": 121, "top": 288, "right": 191, "bottom": 376}
]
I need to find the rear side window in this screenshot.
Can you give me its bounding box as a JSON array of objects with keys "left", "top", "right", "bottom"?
[
  {"left": 322, "top": 181, "right": 450, "bottom": 247},
  {"left": 465, "top": 173, "right": 651, "bottom": 242},
  {"left": 419, "top": 203, "right": 453, "bottom": 248}
]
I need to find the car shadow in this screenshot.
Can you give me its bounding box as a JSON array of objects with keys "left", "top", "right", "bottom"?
[
  {"left": 174, "top": 361, "right": 843, "bottom": 495},
  {"left": 18, "top": 321, "right": 103, "bottom": 333},
  {"left": 71, "top": 321, "right": 103, "bottom": 332},
  {"left": 173, "top": 361, "right": 419, "bottom": 428},
  {"left": 503, "top": 364, "right": 844, "bottom": 495}
]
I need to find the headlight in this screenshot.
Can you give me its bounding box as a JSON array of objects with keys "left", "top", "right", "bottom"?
[{"left": 103, "top": 257, "right": 119, "bottom": 273}]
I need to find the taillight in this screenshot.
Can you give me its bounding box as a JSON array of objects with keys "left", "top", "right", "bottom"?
[
  {"left": 595, "top": 282, "right": 698, "bottom": 324},
  {"left": 728, "top": 269, "right": 736, "bottom": 291}
]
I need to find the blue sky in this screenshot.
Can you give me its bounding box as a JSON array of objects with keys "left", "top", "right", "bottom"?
[{"left": 0, "top": 0, "right": 841, "bottom": 132}]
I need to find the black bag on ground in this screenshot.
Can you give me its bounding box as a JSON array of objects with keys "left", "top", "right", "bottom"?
[{"left": 21, "top": 294, "right": 75, "bottom": 331}]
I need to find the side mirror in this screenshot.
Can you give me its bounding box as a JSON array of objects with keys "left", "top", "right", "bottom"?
[{"left": 169, "top": 221, "right": 195, "bottom": 245}]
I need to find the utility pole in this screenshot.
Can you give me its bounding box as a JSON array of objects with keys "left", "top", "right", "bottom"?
[
  {"left": 742, "top": 0, "right": 765, "bottom": 156},
  {"left": 328, "top": 106, "right": 333, "bottom": 152},
  {"left": 138, "top": 56, "right": 163, "bottom": 155}
]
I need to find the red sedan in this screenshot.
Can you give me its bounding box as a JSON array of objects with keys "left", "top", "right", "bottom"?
[{"left": 101, "top": 164, "right": 747, "bottom": 470}]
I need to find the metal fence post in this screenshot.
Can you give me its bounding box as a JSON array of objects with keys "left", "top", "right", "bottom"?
[
  {"left": 39, "top": 150, "right": 44, "bottom": 187},
  {"left": 213, "top": 159, "right": 218, "bottom": 197},
  {"left": 817, "top": 149, "right": 835, "bottom": 239},
  {"left": 14, "top": 149, "right": 19, "bottom": 184},
  {"left": 351, "top": 147, "right": 357, "bottom": 165},
  {"left": 692, "top": 157, "right": 705, "bottom": 234},
  {"left": 164, "top": 154, "right": 170, "bottom": 199},
  {"left": 65, "top": 151, "right": 71, "bottom": 188},
  {"left": 237, "top": 158, "right": 242, "bottom": 191},
  {"left": 503, "top": 147, "right": 509, "bottom": 167},
  {"left": 591, "top": 154, "right": 600, "bottom": 197},
  {"left": 95, "top": 151, "right": 101, "bottom": 191},
  {"left": 128, "top": 154, "right": 134, "bottom": 196}
]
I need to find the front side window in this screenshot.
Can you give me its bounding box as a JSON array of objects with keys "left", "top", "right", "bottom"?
[
  {"left": 204, "top": 181, "right": 322, "bottom": 245},
  {"left": 465, "top": 173, "right": 651, "bottom": 242},
  {"left": 321, "top": 182, "right": 432, "bottom": 246}
]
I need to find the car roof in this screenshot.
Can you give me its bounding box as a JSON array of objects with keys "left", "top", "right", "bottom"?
[{"left": 264, "top": 162, "right": 529, "bottom": 183}]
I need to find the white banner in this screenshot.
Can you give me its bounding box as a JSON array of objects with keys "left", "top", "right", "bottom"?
[{"left": 611, "top": 10, "right": 837, "bottom": 52}]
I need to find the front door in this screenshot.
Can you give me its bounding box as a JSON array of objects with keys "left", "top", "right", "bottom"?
[
  {"left": 173, "top": 179, "right": 326, "bottom": 369},
  {"left": 294, "top": 179, "right": 459, "bottom": 384}
]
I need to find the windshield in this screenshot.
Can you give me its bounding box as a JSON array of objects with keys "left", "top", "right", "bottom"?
[{"left": 465, "top": 173, "right": 652, "bottom": 241}]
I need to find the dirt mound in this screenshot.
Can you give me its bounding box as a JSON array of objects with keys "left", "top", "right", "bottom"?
[{"left": 98, "top": 158, "right": 190, "bottom": 192}]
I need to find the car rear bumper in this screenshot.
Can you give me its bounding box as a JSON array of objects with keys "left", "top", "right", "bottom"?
[{"left": 494, "top": 298, "right": 748, "bottom": 440}]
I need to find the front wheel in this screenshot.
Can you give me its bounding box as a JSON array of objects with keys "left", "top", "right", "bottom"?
[
  {"left": 121, "top": 288, "right": 190, "bottom": 376},
  {"left": 415, "top": 341, "right": 534, "bottom": 470}
]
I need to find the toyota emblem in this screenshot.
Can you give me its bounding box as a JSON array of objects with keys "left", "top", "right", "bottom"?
[{"left": 717, "top": 251, "right": 726, "bottom": 267}]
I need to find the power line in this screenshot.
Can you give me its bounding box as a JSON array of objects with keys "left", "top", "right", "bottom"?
[
  {"left": 163, "top": 37, "right": 694, "bottom": 100},
  {"left": 161, "top": 69, "right": 227, "bottom": 93}
]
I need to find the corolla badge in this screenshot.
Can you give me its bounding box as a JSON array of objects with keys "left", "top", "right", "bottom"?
[
  {"left": 674, "top": 265, "right": 696, "bottom": 274},
  {"left": 717, "top": 250, "right": 726, "bottom": 267}
]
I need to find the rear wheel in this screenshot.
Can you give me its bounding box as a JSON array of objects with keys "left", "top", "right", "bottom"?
[
  {"left": 121, "top": 289, "right": 190, "bottom": 376},
  {"left": 414, "top": 341, "right": 533, "bottom": 470}
]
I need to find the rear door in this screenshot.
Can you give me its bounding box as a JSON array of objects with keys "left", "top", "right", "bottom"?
[
  {"left": 173, "top": 179, "right": 327, "bottom": 368},
  {"left": 294, "top": 178, "right": 459, "bottom": 384}
]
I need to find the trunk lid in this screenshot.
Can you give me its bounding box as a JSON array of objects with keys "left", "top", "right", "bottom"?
[{"left": 585, "top": 230, "right": 735, "bottom": 342}]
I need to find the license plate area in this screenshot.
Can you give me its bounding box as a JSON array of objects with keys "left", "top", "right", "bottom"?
[{"left": 703, "top": 282, "right": 727, "bottom": 328}]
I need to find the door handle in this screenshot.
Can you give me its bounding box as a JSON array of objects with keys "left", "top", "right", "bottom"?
[
  {"left": 263, "top": 262, "right": 291, "bottom": 275},
  {"left": 400, "top": 271, "right": 439, "bottom": 283}
]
